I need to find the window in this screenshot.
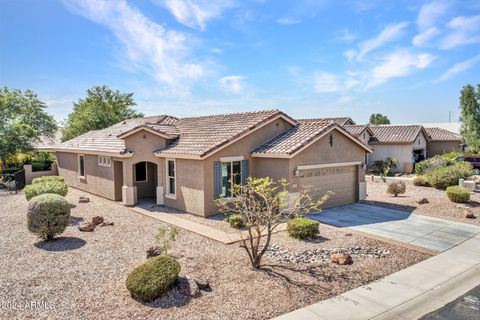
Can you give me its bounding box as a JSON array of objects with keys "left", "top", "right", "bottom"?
[
  {"left": 135, "top": 162, "right": 147, "bottom": 182},
  {"left": 221, "top": 161, "right": 241, "bottom": 197},
  {"left": 98, "top": 156, "right": 111, "bottom": 167},
  {"left": 78, "top": 155, "right": 86, "bottom": 178},
  {"left": 166, "top": 160, "right": 176, "bottom": 197}
]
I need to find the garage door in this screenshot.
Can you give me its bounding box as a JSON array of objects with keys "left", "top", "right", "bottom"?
[{"left": 298, "top": 165, "right": 357, "bottom": 208}]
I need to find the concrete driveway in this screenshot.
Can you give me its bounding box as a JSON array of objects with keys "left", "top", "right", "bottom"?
[{"left": 309, "top": 203, "right": 480, "bottom": 252}]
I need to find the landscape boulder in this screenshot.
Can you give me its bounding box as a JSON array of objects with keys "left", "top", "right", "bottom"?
[
  {"left": 331, "top": 253, "right": 353, "bottom": 265},
  {"left": 79, "top": 196, "right": 90, "bottom": 203},
  {"left": 465, "top": 211, "right": 476, "bottom": 219},
  {"left": 146, "top": 246, "right": 162, "bottom": 259},
  {"left": 177, "top": 277, "right": 200, "bottom": 298},
  {"left": 78, "top": 222, "right": 95, "bottom": 232},
  {"left": 91, "top": 216, "right": 104, "bottom": 226},
  {"left": 416, "top": 198, "right": 429, "bottom": 204},
  {"left": 194, "top": 277, "right": 210, "bottom": 290}
]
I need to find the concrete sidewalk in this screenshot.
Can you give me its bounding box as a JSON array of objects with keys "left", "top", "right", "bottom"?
[{"left": 274, "top": 233, "right": 480, "bottom": 320}]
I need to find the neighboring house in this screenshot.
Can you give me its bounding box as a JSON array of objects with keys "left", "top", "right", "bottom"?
[
  {"left": 367, "top": 125, "right": 429, "bottom": 173},
  {"left": 424, "top": 127, "right": 463, "bottom": 156},
  {"left": 41, "top": 110, "right": 372, "bottom": 217},
  {"left": 422, "top": 122, "right": 461, "bottom": 135},
  {"left": 344, "top": 125, "right": 375, "bottom": 165},
  {"left": 306, "top": 117, "right": 356, "bottom": 126}
]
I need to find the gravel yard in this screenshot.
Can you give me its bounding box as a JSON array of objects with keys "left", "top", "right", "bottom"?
[
  {"left": 366, "top": 181, "right": 480, "bottom": 225},
  {"left": 0, "top": 187, "right": 430, "bottom": 320}
]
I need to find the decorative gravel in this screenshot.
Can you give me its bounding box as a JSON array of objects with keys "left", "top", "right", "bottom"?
[
  {"left": 366, "top": 181, "right": 480, "bottom": 225},
  {"left": 0, "top": 188, "right": 430, "bottom": 320}
]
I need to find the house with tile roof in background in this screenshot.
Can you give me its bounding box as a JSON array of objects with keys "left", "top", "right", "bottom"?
[{"left": 40, "top": 110, "right": 372, "bottom": 217}]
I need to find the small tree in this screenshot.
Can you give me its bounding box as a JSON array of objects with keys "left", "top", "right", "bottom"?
[
  {"left": 154, "top": 226, "right": 178, "bottom": 255},
  {"left": 216, "top": 177, "right": 330, "bottom": 269},
  {"left": 459, "top": 84, "right": 480, "bottom": 151},
  {"left": 369, "top": 113, "right": 391, "bottom": 124}
]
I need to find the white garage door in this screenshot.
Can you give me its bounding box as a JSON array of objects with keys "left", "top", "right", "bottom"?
[{"left": 298, "top": 165, "right": 357, "bottom": 208}]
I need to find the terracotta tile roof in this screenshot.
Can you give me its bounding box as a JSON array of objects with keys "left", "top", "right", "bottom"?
[
  {"left": 343, "top": 125, "right": 373, "bottom": 136},
  {"left": 424, "top": 127, "right": 461, "bottom": 142},
  {"left": 156, "top": 110, "right": 295, "bottom": 157},
  {"left": 298, "top": 117, "right": 355, "bottom": 126},
  {"left": 369, "top": 125, "right": 427, "bottom": 144},
  {"left": 49, "top": 115, "right": 177, "bottom": 154}
]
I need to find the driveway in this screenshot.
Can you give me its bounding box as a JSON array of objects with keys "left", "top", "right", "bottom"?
[{"left": 309, "top": 203, "right": 480, "bottom": 252}]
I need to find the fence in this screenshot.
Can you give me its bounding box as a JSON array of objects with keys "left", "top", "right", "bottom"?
[{"left": 0, "top": 169, "right": 26, "bottom": 193}]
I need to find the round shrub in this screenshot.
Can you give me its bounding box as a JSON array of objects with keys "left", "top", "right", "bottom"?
[
  {"left": 446, "top": 186, "right": 470, "bottom": 203},
  {"left": 32, "top": 176, "right": 65, "bottom": 184},
  {"left": 387, "top": 181, "right": 406, "bottom": 197},
  {"left": 287, "top": 217, "right": 320, "bottom": 240},
  {"left": 27, "top": 193, "right": 71, "bottom": 240},
  {"left": 24, "top": 181, "right": 68, "bottom": 201},
  {"left": 413, "top": 176, "right": 430, "bottom": 187},
  {"left": 228, "top": 214, "right": 245, "bottom": 229},
  {"left": 126, "top": 255, "right": 181, "bottom": 302},
  {"left": 425, "top": 163, "right": 472, "bottom": 189}
]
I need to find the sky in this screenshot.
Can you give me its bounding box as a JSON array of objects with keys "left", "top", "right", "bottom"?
[{"left": 1, "top": 0, "right": 480, "bottom": 124}]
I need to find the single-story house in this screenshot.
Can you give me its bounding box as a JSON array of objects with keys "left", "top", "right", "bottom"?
[
  {"left": 367, "top": 125, "right": 429, "bottom": 173},
  {"left": 424, "top": 127, "right": 463, "bottom": 156},
  {"left": 42, "top": 110, "right": 372, "bottom": 217}
]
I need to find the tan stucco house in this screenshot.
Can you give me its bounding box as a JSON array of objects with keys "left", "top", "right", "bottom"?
[
  {"left": 424, "top": 127, "right": 462, "bottom": 156},
  {"left": 42, "top": 110, "right": 372, "bottom": 217}
]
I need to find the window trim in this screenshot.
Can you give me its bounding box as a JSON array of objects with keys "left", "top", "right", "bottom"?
[
  {"left": 134, "top": 162, "right": 148, "bottom": 183},
  {"left": 165, "top": 159, "right": 176, "bottom": 199},
  {"left": 98, "top": 156, "right": 112, "bottom": 167},
  {"left": 78, "top": 154, "right": 86, "bottom": 179},
  {"left": 220, "top": 159, "right": 242, "bottom": 198}
]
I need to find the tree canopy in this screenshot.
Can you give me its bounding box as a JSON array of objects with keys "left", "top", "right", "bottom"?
[
  {"left": 459, "top": 84, "right": 480, "bottom": 151},
  {"left": 369, "top": 113, "right": 391, "bottom": 124},
  {"left": 62, "top": 85, "right": 144, "bottom": 141},
  {"left": 0, "top": 87, "right": 57, "bottom": 167}
]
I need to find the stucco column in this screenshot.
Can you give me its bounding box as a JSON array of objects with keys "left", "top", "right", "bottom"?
[
  {"left": 121, "top": 159, "right": 137, "bottom": 206},
  {"left": 156, "top": 158, "right": 164, "bottom": 205}
]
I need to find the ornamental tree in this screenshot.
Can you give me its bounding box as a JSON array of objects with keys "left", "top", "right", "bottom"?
[
  {"left": 459, "top": 84, "right": 480, "bottom": 151},
  {"left": 369, "top": 113, "right": 391, "bottom": 124},
  {"left": 215, "top": 177, "right": 330, "bottom": 269},
  {"left": 0, "top": 87, "right": 57, "bottom": 170}
]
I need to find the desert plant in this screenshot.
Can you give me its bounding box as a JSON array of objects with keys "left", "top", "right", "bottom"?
[
  {"left": 126, "top": 255, "right": 181, "bottom": 302},
  {"left": 215, "top": 177, "right": 329, "bottom": 269},
  {"left": 24, "top": 181, "right": 68, "bottom": 200},
  {"left": 413, "top": 176, "right": 430, "bottom": 187},
  {"left": 154, "top": 226, "right": 178, "bottom": 255},
  {"left": 425, "top": 162, "right": 472, "bottom": 189},
  {"left": 446, "top": 186, "right": 471, "bottom": 203},
  {"left": 287, "top": 216, "right": 320, "bottom": 240},
  {"left": 415, "top": 156, "right": 450, "bottom": 175},
  {"left": 27, "top": 193, "right": 70, "bottom": 240},
  {"left": 387, "top": 181, "right": 406, "bottom": 197},
  {"left": 32, "top": 176, "right": 65, "bottom": 184},
  {"left": 228, "top": 214, "right": 245, "bottom": 229}
]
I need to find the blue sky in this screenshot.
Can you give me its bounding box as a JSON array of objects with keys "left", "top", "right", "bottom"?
[{"left": 1, "top": 0, "right": 480, "bottom": 124}]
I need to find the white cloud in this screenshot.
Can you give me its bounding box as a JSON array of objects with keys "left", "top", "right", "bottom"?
[
  {"left": 349, "top": 22, "right": 410, "bottom": 60},
  {"left": 339, "top": 28, "right": 356, "bottom": 43},
  {"left": 417, "top": 0, "right": 449, "bottom": 31},
  {"left": 438, "top": 54, "right": 480, "bottom": 81},
  {"left": 63, "top": 0, "right": 205, "bottom": 94},
  {"left": 157, "top": 0, "right": 235, "bottom": 30},
  {"left": 439, "top": 15, "right": 480, "bottom": 49},
  {"left": 314, "top": 72, "right": 340, "bottom": 93},
  {"left": 219, "top": 75, "right": 246, "bottom": 94},
  {"left": 413, "top": 27, "right": 440, "bottom": 46},
  {"left": 337, "top": 95, "right": 354, "bottom": 105},
  {"left": 276, "top": 17, "right": 302, "bottom": 25},
  {"left": 367, "top": 49, "right": 435, "bottom": 88}
]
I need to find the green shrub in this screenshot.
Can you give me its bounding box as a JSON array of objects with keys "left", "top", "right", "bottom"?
[
  {"left": 27, "top": 193, "right": 70, "bottom": 240},
  {"left": 415, "top": 156, "right": 450, "bottom": 175},
  {"left": 442, "top": 152, "right": 465, "bottom": 160},
  {"left": 32, "top": 176, "right": 65, "bottom": 184},
  {"left": 425, "top": 163, "right": 472, "bottom": 189},
  {"left": 228, "top": 214, "right": 245, "bottom": 229},
  {"left": 387, "top": 181, "right": 406, "bottom": 196},
  {"left": 126, "top": 256, "right": 181, "bottom": 302},
  {"left": 287, "top": 217, "right": 320, "bottom": 240},
  {"left": 24, "top": 181, "right": 68, "bottom": 200},
  {"left": 446, "top": 186, "right": 470, "bottom": 203},
  {"left": 413, "top": 176, "right": 430, "bottom": 187}
]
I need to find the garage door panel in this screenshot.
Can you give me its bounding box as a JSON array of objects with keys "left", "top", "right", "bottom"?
[{"left": 298, "top": 165, "right": 357, "bottom": 208}]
